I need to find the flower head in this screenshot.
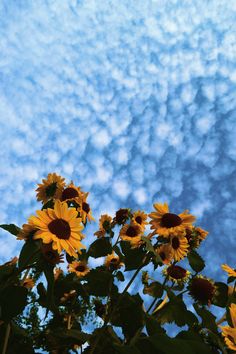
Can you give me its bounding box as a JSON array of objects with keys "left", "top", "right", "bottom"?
[
  {"left": 77, "top": 192, "right": 95, "bottom": 224},
  {"left": 41, "top": 243, "right": 64, "bottom": 265},
  {"left": 149, "top": 203, "right": 195, "bottom": 237},
  {"left": 188, "top": 275, "right": 216, "bottom": 305},
  {"left": 169, "top": 234, "right": 189, "bottom": 261},
  {"left": 221, "top": 303, "right": 236, "bottom": 351},
  {"left": 163, "top": 264, "right": 190, "bottom": 283},
  {"left": 68, "top": 260, "right": 90, "bottom": 278},
  {"left": 119, "top": 223, "right": 142, "bottom": 246},
  {"left": 60, "top": 182, "right": 81, "bottom": 203},
  {"left": 104, "top": 253, "right": 124, "bottom": 271},
  {"left": 132, "top": 211, "right": 148, "bottom": 230},
  {"left": 156, "top": 244, "right": 173, "bottom": 265},
  {"left": 94, "top": 214, "right": 113, "bottom": 238},
  {"left": 17, "top": 223, "right": 38, "bottom": 241},
  {"left": 115, "top": 209, "right": 130, "bottom": 225},
  {"left": 29, "top": 200, "right": 85, "bottom": 258},
  {"left": 36, "top": 173, "right": 65, "bottom": 203}
]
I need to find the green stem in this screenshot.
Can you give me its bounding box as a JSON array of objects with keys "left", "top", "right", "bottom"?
[{"left": 2, "top": 323, "right": 10, "bottom": 354}]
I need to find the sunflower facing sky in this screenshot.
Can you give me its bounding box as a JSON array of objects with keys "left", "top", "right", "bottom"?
[
  {"left": 68, "top": 260, "right": 90, "bottom": 278},
  {"left": 60, "top": 182, "right": 82, "bottom": 203},
  {"left": 169, "top": 234, "right": 189, "bottom": 261},
  {"left": 36, "top": 173, "right": 66, "bottom": 203},
  {"left": 28, "top": 200, "right": 85, "bottom": 257},
  {"left": 119, "top": 222, "right": 143, "bottom": 246},
  {"left": 104, "top": 252, "right": 124, "bottom": 271},
  {"left": 132, "top": 210, "right": 148, "bottom": 230},
  {"left": 149, "top": 202, "right": 196, "bottom": 237}
]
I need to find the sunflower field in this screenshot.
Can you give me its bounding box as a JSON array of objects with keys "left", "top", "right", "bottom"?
[{"left": 0, "top": 173, "right": 235, "bottom": 354}]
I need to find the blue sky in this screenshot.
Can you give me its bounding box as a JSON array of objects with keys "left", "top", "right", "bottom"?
[{"left": 0, "top": 0, "right": 236, "bottom": 283}]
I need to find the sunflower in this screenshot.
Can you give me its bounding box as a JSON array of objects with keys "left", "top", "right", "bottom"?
[
  {"left": 17, "top": 223, "right": 38, "bottom": 241},
  {"left": 149, "top": 202, "right": 196, "bottom": 237},
  {"left": 163, "top": 264, "right": 190, "bottom": 283},
  {"left": 41, "top": 243, "right": 64, "bottom": 265},
  {"left": 132, "top": 210, "right": 148, "bottom": 230},
  {"left": 188, "top": 275, "right": 216, "bottom": 305},
  {"left": 115, "top": 208, "right": 130, "bottom": 225},
  {"left": 36, "top": 173, "right": 66, "bottom": 203},
  {"left": 60, "top": 182, "right": 82, "bottom": 203},
  {"left": 119, "top": 223, "right": 143, "bottom": 246},
  {"left": 104, "top": 253, "right": 124, "bottom": 271},
  {"left": 29, "top": 200, "right": 85, "bottom": 258},
  {"left": 221, "top": 264, "right": 236, "bottom": 278},
  {"left": 156, "top": 244, "right": 173, "bottom": 265},
  {"left": 195, "top": 227, "right": 208, "bottom": 242},
  {"left": 169, "top": 235, "right": 189, "bottom": 261},
  {"left": 221, "top": 303, "right": 236, "bottom": 351},
  {"left": 68, "top": 260, "right": 90, "bottom": 278},
  {"left": 94, "top": 214, "right": 113, "bottom": 238},
  {"left": 23, "top": 277, "right": 35, "bottom": 289},
  {"left": 77, "top": 192, "right": 95, "bottom": 224}
]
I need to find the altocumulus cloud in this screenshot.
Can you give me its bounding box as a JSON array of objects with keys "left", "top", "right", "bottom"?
[{"left": 0, "top": 0, "right": 235, "bottom": 281}]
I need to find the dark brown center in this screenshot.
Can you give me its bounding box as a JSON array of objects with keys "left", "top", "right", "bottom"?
[
  {"left": 167, "top": 265, "right": 187, "bottom": 279},
  {"left": 189, "top": 278, "right": 215, "bottom": 304},
  {"left": 61, "top": 187, "right": 79, "bottom": 201},
  {"left": 135, "top": 216, "right": 142, "bottom": 224},
  {"left": 76, "top": 265, "right": 86, "bottom": 272},
  {"left": 48, "top": 219, "right": 71, "bottom": 239},
  {"left": 82, "top": 202, "right": 90, "bottom": 213},
  {"left": 126, "top": 226, "right": 138, "bottom": 237},
  {"left": 110, "top": 258, "right": 118, "bottom": 264},
  {"left": 161, "top": 213, "right": 182, "bottom": 228},
  {"left": 45, "top": 182, "right": 57, "bottom": 198},
  {"left": 172, "top": 237, "right": 180, "bottom": 250}
]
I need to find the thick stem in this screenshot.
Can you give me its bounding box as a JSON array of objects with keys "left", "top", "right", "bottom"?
[{"left": 2, "top": 323, "right": 10, "bottom": 354}]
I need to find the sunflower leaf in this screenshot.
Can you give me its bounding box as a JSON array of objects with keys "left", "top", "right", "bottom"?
[
  {"left": 0, "top": 224, "right": 21, "bottom": 237},
  {"left": 18, "top": 240, "right": 41, "bottom": 269},
  {"left": 187, "top": 250, "right": 205, "bottom": 273},
  {"left": 143, "top": 281, "right": 163, "bottom": 298},
  {"left": 193, "top": 303, "right": 218, "bottom": 333},
  {"left": 88, "top": 237, "right": 112, "bottom": 258},
  {"left": 212, "top": 282, "right": 228, "bottom": 308},
  {"left": 0, "top": 285, "right": 28, "bottom": 321}
]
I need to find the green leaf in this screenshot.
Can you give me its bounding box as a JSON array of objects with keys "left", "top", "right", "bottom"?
[
  {"left": 0, "top": 285, "right": 28, "bottom": 321},
  {"left": 0, "top": 224, "right": 21, "bottom": 236},
  {"left": 213, "top": 282, "right": 228, "bottom": 308},
  {"left": 86, "top": 268, "right": 116, "bottom": 296},
  {"left": 53, "top": 328, "right": 90, "bottom": 343},
  {"left": 88, "top": 237, "right": 112, "bottom": 258},
  {"left": 143, "top": 281, "right": 163, "bottom": 298},
  {"left": 43, "top": 263, "right": 57, "bottom": 314},
  {"left": 110, "top": 293, "right": 145, "bottom": 339},
  {"left": 193, "top": 303, "right": 218, "bottom": 333},
  {"left": 18, "top": 240, "right": 41, "bottom": 269},
  {"left": 139, "top": 334, "right": 214, "bottom": 354},
  {"left": 145, "top": 314, "right": 166, "bottom": 336},
  {"left": 155, "top": 294, "right": 198, "bottom": 327},
  {"left": 187, "top": 250, "right": 205, "bottom": 272},
  {"left": 120, "top": 241, "right": 146, "bottom": 271},
  {"left": 141, "top": 236, "right": 162, "bottom": 263}
]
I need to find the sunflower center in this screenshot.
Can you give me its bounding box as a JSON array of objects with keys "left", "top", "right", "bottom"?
[
  {"left": 82, "top": 202, "right": 90, "bottom": 213},
  {"left": 45, "top": 182, "right": 58, "bottom": 198},
  {"left": 110, "top": 258, "right": 118, "bottom": 264},
  {"left": 161, "top": 213, "right": 182, "bottom": 228},
  {"left": 76, "top": 265, "right": 86, "bottom": 272},
  {"left": 172, "top": 237, "right": 180, "bottom": 250},
  {"left": 189, "top": 278, "right": 215, "bottom": 304},
  {"left": 126, "top": 226, "right": 138, "bottom": 237},
  {"left": 48, "top": 219, "right": 71, "bottom": 239},
  {"left": 61, "top": 187, "right": 79, "bottom": 201},
  {"left": 135, "top": 216, "right": 142, "bottom": 224},
  {"left": 167, "top": 265, "right": 187, "bottom": 279}
]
